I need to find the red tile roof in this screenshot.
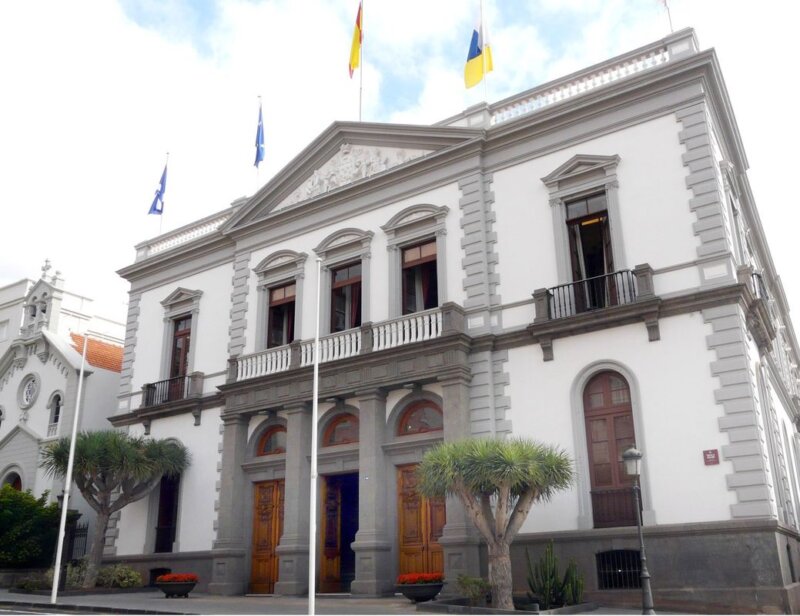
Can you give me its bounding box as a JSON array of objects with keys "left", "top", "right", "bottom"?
[{"left": 70, "top": 333, "right": 124, "bottom": 373}]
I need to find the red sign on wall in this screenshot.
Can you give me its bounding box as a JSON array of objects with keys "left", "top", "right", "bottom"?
[{"left": 703, "top": 449, "right": 719, "bottom": 465}]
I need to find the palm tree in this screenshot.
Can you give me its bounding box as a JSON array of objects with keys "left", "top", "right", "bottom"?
[
  {"left": 41, "top": 430, "right": 190, "bottom": 589},
  {"left": 417, "top": 438, "right": 573, "bottom": 611}
]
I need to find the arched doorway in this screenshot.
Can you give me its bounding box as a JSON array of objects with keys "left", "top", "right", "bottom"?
[
  {"left": 395, "top": 401, "right": 446, "bottom": 574},
  {"left": 583, "top": 371, "right": 637, "bottom": 528},
  {"left": 2, "top": 471, "right": 22, "bottom": 491}
]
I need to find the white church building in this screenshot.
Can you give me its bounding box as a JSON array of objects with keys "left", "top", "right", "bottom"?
[
  {"left": 107, "top": 29, "right": 800, "bottom": 613},
  {"left": 0, "top": 264, "right": 125, "bottom": 548}
]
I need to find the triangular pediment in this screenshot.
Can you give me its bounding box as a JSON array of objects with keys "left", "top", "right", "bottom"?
[
  {"left": 541, "top": 154, "right": 620, "bottom": 188},
  {"left": 224, "top": 121, "right": 482, "bottom": 232},
  {"left": 25, "top": 279, "right": 55, "bottom": 304},
  {"left": 0, "top": 424, "right": 41, "bottom": 451},
  {"left": 161, "top": 288, "right": 203, "bottom": 308}
]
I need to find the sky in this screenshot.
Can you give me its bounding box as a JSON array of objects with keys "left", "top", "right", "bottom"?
[{"left": 1, "top": 0, "right": 798, "bottom": 328}]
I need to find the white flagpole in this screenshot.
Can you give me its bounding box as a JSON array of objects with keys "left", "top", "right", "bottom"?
[
  {"left": 481, "top": 0, "right": 488, "bottom": 102},
  {"left": 308, "top": 257, "right": 322, "bottom": 615},
  {"left": 358, "top": 1, "right": 364, "bottom": 122},
  {"left": 50, "top": 333, "right": 90, "bottom": 604}
]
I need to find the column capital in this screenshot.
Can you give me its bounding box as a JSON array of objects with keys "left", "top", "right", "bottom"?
[
  {"left": 283, "top": 401, "right": 311, "bottom": 416},
  {"left": 355, "top": 387, "right": 387, "bottom": 402},
  {"left": 220, "top": 413, "right": 249, "bottom": 427}
]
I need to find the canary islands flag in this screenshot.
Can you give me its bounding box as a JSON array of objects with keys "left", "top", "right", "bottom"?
[
  {"left": 254, "top": 101, "right": 265, "bottom": 168},
  {"left": 464, "top": 18, "right": 493, "bottom": 88},
  {"left": 349, "top": 1, "right": 363, "bottom": 78}
]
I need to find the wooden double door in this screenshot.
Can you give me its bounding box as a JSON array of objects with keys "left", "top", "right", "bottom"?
[
  {"left": 397, "top": 464, "right": 445, "bottom": 574},
  {"left": 250, "top": 479, "right": 284, "bottom": 594}
]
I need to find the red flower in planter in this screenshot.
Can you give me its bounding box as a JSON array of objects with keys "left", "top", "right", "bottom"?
[
  {"left": 156, "top": 573, "right": 199, "bottom": 583},
  {"left": 397, "top": 572, "right": 444, "bottom": 584}
]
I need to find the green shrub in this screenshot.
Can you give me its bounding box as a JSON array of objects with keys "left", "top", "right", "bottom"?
[
  {"left": 0, "top": 485, "right": 60, "bottom": 568},
  {"left": 95, "top": 563, "right": 143, "bottom": 588},
  {"left": 14, "top": 573, "right": 48, "bottom": 591},
  {"left": 526, "top": 541, "right": 584, "bottom": 609},
  {"left": 456, "top": 574, "right": 491, "bottom": 607}
]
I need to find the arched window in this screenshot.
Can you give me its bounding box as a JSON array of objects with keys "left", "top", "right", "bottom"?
[
  {"left": 257, "top": 426, "right": 287, "bottom": 456},
  {"left": 50, "top": 394, "right": 62, "bottom": 425},
  {"left": 397, "top": 401, "right": 443, "bottom": 436},
  {"left": 583, "top": 371, "right": 637, "bottom": 528},
  {"left": 322, "top": 413, "right": 359, "bottom": 446},
  {"left": 2, "top": 472, "right": 22, "bottom": 491}
]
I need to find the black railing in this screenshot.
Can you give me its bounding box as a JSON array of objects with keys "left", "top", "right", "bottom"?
[
  {"left": 596, "top": 549, "right": 642, "bottom": 589},
  {"left": 591, "top": 487, "right": 638, "bottom": 529},
  {"left": 68, "top": 522, "right": 88, "bottom": 560},
  {"left": 143, "top": 375, "right": 189, "bottom": 407},
  {"left": 549, "top": 270, "right": 637, "bottom": 320}
]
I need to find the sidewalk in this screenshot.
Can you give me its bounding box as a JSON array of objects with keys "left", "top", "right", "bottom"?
[{"left": 0, "top": 589, "right": 684, "bottom": 615}]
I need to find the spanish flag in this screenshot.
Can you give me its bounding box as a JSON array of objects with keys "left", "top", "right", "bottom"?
[
  {"left": 349, "top": 1, "right": 363, "bottom": 78},
  {"left": 464, "top": 18, "right": 493, "bottom": 88}
]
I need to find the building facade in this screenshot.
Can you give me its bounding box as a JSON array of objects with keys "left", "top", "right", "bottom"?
[
  {"left": 0, "top": 264, "right": 125, "bottom": 544},
  {"left": 109, "top": 30, "right": 800, "bottom": 612}
]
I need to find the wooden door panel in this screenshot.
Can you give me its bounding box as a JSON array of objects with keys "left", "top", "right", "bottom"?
[
  {"left": 250, "top": 480, "right": 284, "bottom": 594},
  {"left": 397, "top": 464, "right": 445, "bottom": 575},
  {"left": 320, "top": 477, "right": 342, "bottom": 592}
]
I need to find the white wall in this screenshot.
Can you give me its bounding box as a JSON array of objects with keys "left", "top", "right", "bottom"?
[
  {"left": 492, "top": 114, "right": 696, "bottom": 304},
  {"left": 506, "top": 312, "right": 736, "bottom": 532},
  {"left": 132, "top": 264, "right": 233, "bottom": 390},
  {"left": 115, "top": 409, "right": 222, "bottom": 555}
]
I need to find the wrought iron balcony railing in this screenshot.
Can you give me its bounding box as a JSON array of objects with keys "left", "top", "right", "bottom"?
[
  {"left": 142, "top": 375, "right": 190, "bottom": 407},
  {"left": 539, "top": 270, "right": 639, "bottom": 321}
]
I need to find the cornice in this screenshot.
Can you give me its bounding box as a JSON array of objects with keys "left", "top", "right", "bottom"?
[{"left": 107, "top": 392, "right": 224, "bottom": 427}]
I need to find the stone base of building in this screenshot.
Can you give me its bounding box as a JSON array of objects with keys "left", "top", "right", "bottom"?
[
  {"left": 510, "top": 518, "right": 800, "bottom": 615},
  {"left": 102, "top": 550, "right": 215, "bottom": 592}
]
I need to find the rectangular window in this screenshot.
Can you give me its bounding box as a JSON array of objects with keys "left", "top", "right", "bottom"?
[
  {"left": 267, "top": 283, "right": 296, "bottom": 348},
  {"left": 331, "top": 262, "right": 362, "bottom": 332},
  {"left": 170, "top": 316, "right": 192, "bottom": 378},
  {"left": 566, "top": 193, "right": 614, "bottom": 311},
  {"left": 401, "top": 240, "right": 438, "bottom": 315}
]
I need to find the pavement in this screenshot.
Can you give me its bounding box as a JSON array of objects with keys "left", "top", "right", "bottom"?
[{"left": 0, "top": 589, "right": 684, "bottom": 615}]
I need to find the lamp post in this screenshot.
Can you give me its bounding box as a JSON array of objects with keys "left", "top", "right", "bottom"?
[{"left": 622, "top": 447, "right": 655, "bottom": 615}]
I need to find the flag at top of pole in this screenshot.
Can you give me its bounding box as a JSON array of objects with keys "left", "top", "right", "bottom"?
[
  {"left": 464, "top": 15, "right": 493, "bottom": 88},
  {"left": 148, "top": 163, "right": 167, "bottom": 215},
  {"left": 348, "top": 1, "right": 363, "bottom": 78},
  {"left": 254, "top": 100, "right": 265, "bottom": 168}
]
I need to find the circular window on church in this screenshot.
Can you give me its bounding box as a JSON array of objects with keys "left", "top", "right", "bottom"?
[{"left": 18, "top": 374, "right": 40, "bottom": 410}]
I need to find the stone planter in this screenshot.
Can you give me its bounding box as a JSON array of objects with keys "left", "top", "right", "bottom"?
[
  {"left": 397, "top": 582, "right": 444, "bottom": 603},
  {"left": 156, "top": 581, "right": 196, "bottom": 598}
]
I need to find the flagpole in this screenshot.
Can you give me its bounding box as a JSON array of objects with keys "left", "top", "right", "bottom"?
[
  {"left": 480, "top": 0, "right": 488, "bottom": 101},
  {"left": 50, "top": 333, "right": 90, "bottom": 604},
  {"left": 256, "top": 96, "right": 262, "bottom": 192},
  {"left": 160, "top": 152, "right": 169, "bottom": 236},
  {"left": 664, "top": 0, "right": 674, "bottom": 33},
  {"left": 307, "top": 257, "right": 322, "bottom": 616},
  {"left": 358, "top": 1, "right": 364, "bottom": 122}
]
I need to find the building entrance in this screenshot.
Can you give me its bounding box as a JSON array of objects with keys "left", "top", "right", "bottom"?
[
  {"left": 250, "top": 479, "right": 284, "bottom": 593},
  {"left": 319, "top": 472, "right": 359, "bottom": 592},
  {"left": 397, "top": 464, "right": 445, "bottom": 574}
]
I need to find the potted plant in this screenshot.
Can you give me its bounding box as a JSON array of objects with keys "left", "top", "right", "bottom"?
[
  {"left": 396, "top": 572, "right": 444, "bottom": 603},
  {"left": 155, "top": 573, "right": 198, "bottom": 598}
]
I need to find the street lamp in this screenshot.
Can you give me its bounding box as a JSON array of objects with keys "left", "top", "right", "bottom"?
[{"left": 622, "top": 447, "right": 655, "bottom": 615}]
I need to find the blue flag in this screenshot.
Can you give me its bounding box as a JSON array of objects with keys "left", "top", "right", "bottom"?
[
  {"left": 254, "top": 102, "right": 265, "bottom": 168},
  {"left": 149, "top": 164, "right": 167, "bottom": 215}
]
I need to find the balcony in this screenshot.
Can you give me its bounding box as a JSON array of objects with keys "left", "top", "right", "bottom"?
[
  {"left": 47, "top": 423, "right": 58, "bottom": 437},
  {"left": 230, "top": 306, "right": 448, "bottom": 383},
  {"left": 141, "top": 373, "right": 204, "bottom": 408},
  {"left": 530, "top": 265, "right": 660, "bottom": 360}
]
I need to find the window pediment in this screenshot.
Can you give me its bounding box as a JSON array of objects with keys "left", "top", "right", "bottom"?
[
  {"left": 314, "top": 228, "right": 373, "bottom": 260},
  {"left": 541, "top": 154, "right": 620, "bottom": 193},
  {"left": 161, "top": 288, "right": 203, "bottom": 309}
]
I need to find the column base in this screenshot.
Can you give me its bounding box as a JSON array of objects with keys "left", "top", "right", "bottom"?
[
  {"left": 350, "top": 539, "right": 393, "bottom": 596},
  {"left": 438, "top": 525, "right": 482, "bottom": 598},
  {"left": 274, "top": 543, "right": 309, "bottom": 596},
  {"left": 208, "top": 548, "right": 246, "bottom": 596}
]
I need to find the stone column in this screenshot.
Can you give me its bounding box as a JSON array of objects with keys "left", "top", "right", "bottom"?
[
  {"left": 274, "top": 403, "right": 312, "bottom": 595},
  {"left": 350, "top": 388, "right": 393, "bottom": 596},
  {"left": 209, "top": 414, "right": 249, "bottom": 595},
  {"left": 437, "top": 375, "right": 481, "bottom": 593}
]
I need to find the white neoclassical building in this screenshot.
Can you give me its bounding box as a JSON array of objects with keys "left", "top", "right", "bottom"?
[{"left": 108, "top": 30, "right": 800, "bottom": 613}]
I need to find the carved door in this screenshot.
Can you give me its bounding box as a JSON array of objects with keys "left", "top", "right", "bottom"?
[
  {"left": 250, "top": 479, "right": 284, "bottom": 593},
  {"left": 397, "top": 464, "right": 445, "bottom": 574},
  {"left": 320, "top": 476, "right": 342, "bottom": 592}
]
